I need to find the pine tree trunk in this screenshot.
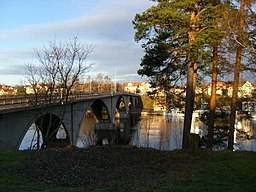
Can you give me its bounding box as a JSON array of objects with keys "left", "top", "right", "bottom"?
[
  {"left": 228, "top": 0, "right": 245, "bottom": 150},
  {"left": 182, "top": 61, "right": 196, "bottom": 148},
  {"left": 207, "top": 46, "right": 218, "bottom": 149},
  {"left": 182, "top": 1, "right": 197, "bottom": 149}
]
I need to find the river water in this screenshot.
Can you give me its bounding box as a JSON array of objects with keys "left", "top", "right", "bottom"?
[{"left": 19, "top": 113, "right": 256, "bottom": 151}]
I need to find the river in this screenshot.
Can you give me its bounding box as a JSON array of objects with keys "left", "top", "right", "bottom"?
[{"left": 19, "top": 113, "right": 256, "bottom": 151}]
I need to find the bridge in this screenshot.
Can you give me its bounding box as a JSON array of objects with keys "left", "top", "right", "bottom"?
[{"left": 0, "top": 93, "right": 143, "bottom": 149}]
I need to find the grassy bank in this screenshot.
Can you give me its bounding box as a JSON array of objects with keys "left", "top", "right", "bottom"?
[{"left": 0, "top": 146, "right": 256, "bottom": 192}]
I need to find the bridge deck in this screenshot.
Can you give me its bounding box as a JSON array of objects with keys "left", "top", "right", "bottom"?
[{"left": 0, "top": 93, "right": 139, "bottom": 113}]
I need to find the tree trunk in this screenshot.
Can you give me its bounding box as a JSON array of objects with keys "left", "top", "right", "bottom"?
[
  {"left": 207, "top": 46, "right": 218, "bottom": 149},
  {"left": 183, "top": 61, "right": 196, "bottom": 148},
  {"left": 228, "top": 0, "right": 245, "bottom": 150},
  {"left": 182, "top": 1, "right": 198, "bottom": 149}
]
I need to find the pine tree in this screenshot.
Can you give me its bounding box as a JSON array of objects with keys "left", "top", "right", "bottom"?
[{"left": 134, "top": 0, "right": 224, "bottom": 148}]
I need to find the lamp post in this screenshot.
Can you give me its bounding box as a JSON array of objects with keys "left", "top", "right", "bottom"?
[
  {"left": 114, "top": 68, "right": 117, "bottom": 93},
  {"left": 89, "top": 75, "right": 91, "bottom": 93}
]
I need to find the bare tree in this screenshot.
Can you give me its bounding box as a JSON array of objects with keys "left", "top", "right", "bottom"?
[
  {"left": 93, "top": 73, "right": 114, "bottom": 93},
  {"left": 25, "top": 37, "right": 93, "bottom": 149},
  {"left": 25, "top": 64, "right": 44, "bottom": 149},
  {"left": 56, "top": 37, "right": 93, "bottom": 101}
]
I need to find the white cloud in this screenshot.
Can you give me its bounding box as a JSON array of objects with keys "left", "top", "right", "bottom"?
[
  {"left": 0, "top": 0, "right": 155, "bottom": 85},
  {"left": 1, "top": 0, "right": 153, "bottom": 41}
]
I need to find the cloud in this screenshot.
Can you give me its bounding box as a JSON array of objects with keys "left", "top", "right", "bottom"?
[
  {"left": 2, "top": 14, "right": 133, "bottom": 45},
  {"left": 0, "top": 47, "right": 34, "bottom": 60},
  {"left": 0, "top": 0, "right": 155, "bottom": 41},
  {"left": 0, "top": 65, "right": 26, "bottom": 75},
  {"left": 0, "top": 0, "right": 156, "bottom": 85}
]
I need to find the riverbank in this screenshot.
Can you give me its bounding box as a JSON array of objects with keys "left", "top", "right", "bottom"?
[{"left": 1, "top": 145, "right": 256, "bottom": 191}]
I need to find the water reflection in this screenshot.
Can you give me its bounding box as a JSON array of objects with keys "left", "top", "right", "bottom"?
[
  {"left": 19, "top": 123, "right": 67, "bottom": 150},
  {"left": 77, "top": 113, "right": 256, "bottom": 151},
  {"left": 20, "top": 113, "right": 256, "bottom": 151},
  {"left": 77, "top": 113, "right": 199, "bottom": 150},
  {"left": 19, "top": 124, "right": 43, "bottom": 150},
  {"left": 76, "top": 110, "right": 97, "bottom": 148},
  {"left": 131, "top": 115, "right": 183, "bottom": 150},
  {"left": 235, "top": 118, "right": 256, "bottom": 151},
  {"left": 76, "top": 112, "right": 137, "bottom": 147}
]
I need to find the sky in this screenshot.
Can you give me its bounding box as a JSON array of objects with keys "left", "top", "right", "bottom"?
[{"left": 0, "top": 0, "right": 156, "bottom": 86}]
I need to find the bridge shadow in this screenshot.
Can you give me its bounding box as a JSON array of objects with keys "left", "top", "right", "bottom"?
[
  {"left": 19, "top": 114, "right": 70, "bottom": 150},
  {"left": 76, "top": 108, "right": 140, "bottom": 148}
]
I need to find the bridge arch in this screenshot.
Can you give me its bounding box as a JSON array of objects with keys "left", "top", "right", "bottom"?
[
  {"left": 116, "top": 96, "right": 126, "bottom": 112},
  {"left": 115, "top": 95, "right": 142, "bottom": 113},
  {"left": 74, "top": 98, "right": 113, "bottom": 146},
  {"left": 128, "top": 96, "right": 134, "bottom": 110},
  {"left": 90, "top": 99, "right": 111, "bottom": 121},
  {"left": 18, "top": 112, "right": 70, "bottom": 149}
]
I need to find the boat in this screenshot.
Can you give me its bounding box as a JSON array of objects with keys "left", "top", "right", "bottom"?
[{"left": 163, "top": 108, "right": 184, "bottom": 118}]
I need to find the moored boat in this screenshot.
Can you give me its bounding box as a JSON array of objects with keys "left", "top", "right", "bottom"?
[{"left": 163, "top": 108, "right": 184, "bottom": 118}]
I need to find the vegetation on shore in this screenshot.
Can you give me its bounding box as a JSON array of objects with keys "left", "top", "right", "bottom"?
[{"left": 0, "top": 145, "right": 256, "bottom": 192}]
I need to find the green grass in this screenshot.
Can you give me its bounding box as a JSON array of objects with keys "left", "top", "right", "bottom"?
[
  {"left": 0, "top": 147, "right": 256, "bottom": 192},
  {"left": 168, "top": 151, "right": 256, "bottom": 192},
  {"left": 0, "top": 149, "right": 69, "bottom": 192}
]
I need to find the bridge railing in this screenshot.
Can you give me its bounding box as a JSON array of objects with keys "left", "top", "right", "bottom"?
[{"left": 0, "top": 92, "right": 139, "bottom": 112}]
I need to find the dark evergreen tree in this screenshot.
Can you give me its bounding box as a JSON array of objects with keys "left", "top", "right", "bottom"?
[{"left": 134, "top": 0, "right": 225, "bottom": 148}]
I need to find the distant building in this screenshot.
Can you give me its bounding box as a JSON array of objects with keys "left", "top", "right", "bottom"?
[
  {"left": 25, "top": 84, "right": 51, "bottom": 94},
  {"left": 123, "top": 80, "right": 256, "bottom": 112},
  {"left": 196, "top": 81, "right": 256, "bottom": 98},
  {"left": 123, "top": 81, "right": 152, "bottom": 95},
  {"left": 0, "top": 85, "right": 17, "bottom": 96}
]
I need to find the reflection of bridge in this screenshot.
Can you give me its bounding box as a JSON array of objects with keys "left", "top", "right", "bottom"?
[{"left": 0, "top": 93, "right": 143, "bottom": 149}]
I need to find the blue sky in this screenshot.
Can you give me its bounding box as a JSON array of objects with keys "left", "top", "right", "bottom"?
[{"left": 0, "top": 0, "right": 156, "bottom": 86}]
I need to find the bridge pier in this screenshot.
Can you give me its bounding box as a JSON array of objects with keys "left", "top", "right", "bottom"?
[
  {"left": 115, "top": 111, "right": 130, "bottom": 119},
  {"left": 94, "top": 120, "right": 116, "bottom": 131}
]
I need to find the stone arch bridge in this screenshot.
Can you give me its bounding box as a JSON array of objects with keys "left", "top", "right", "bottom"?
[{"left": 0, "top": 93, "right": 143, "bottom": 149}]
